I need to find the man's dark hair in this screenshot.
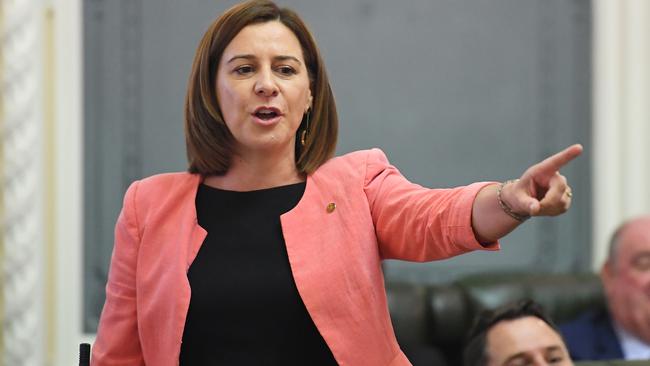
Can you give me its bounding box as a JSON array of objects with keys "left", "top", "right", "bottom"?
[{"left": 462, "top": 299, "right": 562, "bottom": 366}]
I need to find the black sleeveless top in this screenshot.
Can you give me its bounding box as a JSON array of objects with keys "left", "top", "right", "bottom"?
[{"left": 179, "top": 182, "right": 337, "bottom": 365}]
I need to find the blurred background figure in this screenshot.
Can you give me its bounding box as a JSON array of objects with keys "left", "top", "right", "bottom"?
[
  {"left": 561, "top": 215, "right": 650, "bottom": 361},
  {"left": 463, "top": 299, "right": 573, "bottom": 366}
]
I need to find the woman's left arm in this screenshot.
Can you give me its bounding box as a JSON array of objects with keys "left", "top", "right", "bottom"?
[{"left": 471, "top": 144, "right": 583, "bottom": 243}]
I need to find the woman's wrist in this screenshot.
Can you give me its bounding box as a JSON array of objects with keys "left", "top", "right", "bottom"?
[{"left": 496, "top": 179, "right": 531, "bottom": 222}]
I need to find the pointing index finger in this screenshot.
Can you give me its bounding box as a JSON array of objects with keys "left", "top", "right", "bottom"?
[{"left": 534, "top": 144, "right": 583, "bottom": 174}]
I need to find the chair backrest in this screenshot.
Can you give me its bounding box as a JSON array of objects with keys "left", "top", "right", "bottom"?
[{"left": 387, "top": 272, "right": 605, "bottom": 364}]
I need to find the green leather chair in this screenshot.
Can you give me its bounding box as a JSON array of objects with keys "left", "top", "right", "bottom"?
[{"left": 387, "top": 272, "right": 606, "bottom": 366}]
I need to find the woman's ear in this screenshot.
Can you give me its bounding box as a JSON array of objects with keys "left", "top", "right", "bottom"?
[{"left": 306, "top": 93, "right": 313, "bottom": 113}]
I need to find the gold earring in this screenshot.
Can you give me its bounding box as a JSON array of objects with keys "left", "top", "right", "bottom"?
[{"left": 300, "top": 110, "right": 311, "bottom": 146}]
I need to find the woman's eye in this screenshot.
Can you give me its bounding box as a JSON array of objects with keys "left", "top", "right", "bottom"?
[
  {"left": 234, "top": 66, "right": 254, "bottom": 75},
  {"left": 277, "top": 66, "right": 296, "bottom": 75}
]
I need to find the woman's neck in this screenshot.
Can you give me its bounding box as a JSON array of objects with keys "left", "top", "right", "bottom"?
[{"left": 203, "top": 148, "right": 304, "bottom": 191}]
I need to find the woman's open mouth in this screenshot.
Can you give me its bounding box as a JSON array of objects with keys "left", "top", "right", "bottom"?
[{"left": 252, "top": 107, "right": 283, "bottom": 126}]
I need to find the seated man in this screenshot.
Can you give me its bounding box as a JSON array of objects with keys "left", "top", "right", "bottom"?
[
  {"left": 560, "top": 215, "right": 650, "bottom": 361},
  {"left": 463, "top": 299, "right": 573, "bottom": 366}
]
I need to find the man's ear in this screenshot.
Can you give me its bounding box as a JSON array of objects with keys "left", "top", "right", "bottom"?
[{"left": 601, "top": 261, "right": 615, "bottom": 290}]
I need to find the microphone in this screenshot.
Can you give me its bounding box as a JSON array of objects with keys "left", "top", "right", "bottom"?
[{"left": 79, "top": 343, "right": 90, "bottom": 366}]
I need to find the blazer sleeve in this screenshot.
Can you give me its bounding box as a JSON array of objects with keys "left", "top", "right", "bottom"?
[
  {"left": 363, "top": 148, "right": 499, "bottom": 261},
  {"left": 91, "top": 181, "right": 145, "bottom": 366}
]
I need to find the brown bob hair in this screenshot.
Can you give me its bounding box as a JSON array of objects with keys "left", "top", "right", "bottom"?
[{"left": 184, "top": 0, "right": 338, "bottom": 175}]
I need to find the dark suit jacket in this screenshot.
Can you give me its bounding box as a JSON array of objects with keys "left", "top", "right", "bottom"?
[{"left": 559, "top": 309, "right": 624, "bottom": 361}]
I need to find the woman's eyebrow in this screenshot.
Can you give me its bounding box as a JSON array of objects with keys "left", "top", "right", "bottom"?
[
  {"left": 226, "top": 54, "right": 301, "bottom": 65},
  {"left": 227, "top": 54, "right": 256, "bottom": 64},
  {"left": 274, "top": 55, "right": 302, "bottom": 65}
]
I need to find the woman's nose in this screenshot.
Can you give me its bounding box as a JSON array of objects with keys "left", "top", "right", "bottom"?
[{"left": 254, "top": 70, "right": 279, "bottom": 97}]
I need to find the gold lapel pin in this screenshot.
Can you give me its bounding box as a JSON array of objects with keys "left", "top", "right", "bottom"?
[{"left": 326, "top": 202, "right": 336, "bottom": 213}]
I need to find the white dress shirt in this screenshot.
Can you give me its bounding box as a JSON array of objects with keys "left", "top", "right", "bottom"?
[{"left": 614, "top": 321, "right": 650, "bottom": 360}]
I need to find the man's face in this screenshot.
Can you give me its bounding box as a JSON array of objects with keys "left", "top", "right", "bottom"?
[
  {"left": 485, "top": 316, "right": 572, "bottom": 366},
  {"left": 602, "top": 216, "right": 650, "bottom": 343}
]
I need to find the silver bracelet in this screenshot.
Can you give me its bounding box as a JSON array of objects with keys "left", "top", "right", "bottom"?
[{"left": 496, "top": 179, "right": 530, "bottom": 222}]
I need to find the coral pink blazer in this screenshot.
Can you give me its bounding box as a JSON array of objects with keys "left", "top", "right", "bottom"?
[{"left": 91, "top": 149, "right": 498, "bottom": 366}]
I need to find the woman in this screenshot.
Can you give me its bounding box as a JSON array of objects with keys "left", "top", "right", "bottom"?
[{"left": 91, "top": 1, "right": 582, "bottom": 365}]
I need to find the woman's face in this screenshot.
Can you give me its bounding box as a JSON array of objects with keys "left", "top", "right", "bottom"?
[{"left": 216, "top": 20, "right": 312, "bottom": 157}]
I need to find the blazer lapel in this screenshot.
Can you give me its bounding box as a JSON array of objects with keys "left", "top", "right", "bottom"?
[{"left": 594, "top": 310, "right": 625, "bottom": 360}]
